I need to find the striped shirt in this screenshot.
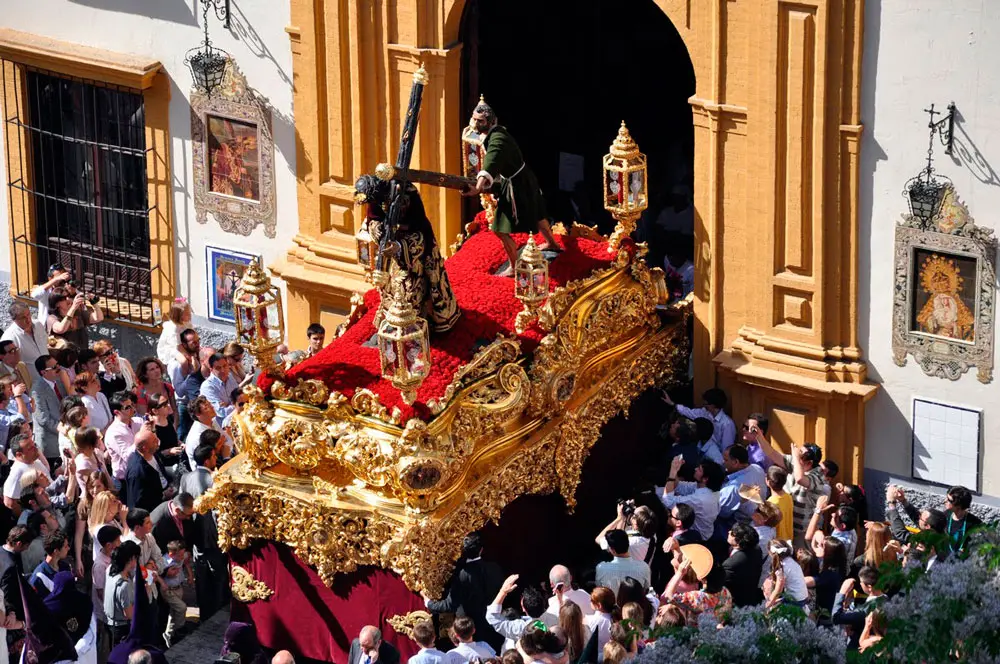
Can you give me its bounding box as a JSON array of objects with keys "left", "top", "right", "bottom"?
[{"left": 783, "top": 454, "right": 827, "bottom": 546}]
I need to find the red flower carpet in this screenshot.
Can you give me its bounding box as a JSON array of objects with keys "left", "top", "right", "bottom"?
[{"left": 261, "top": 221, "right": 617, "bottom": 420}]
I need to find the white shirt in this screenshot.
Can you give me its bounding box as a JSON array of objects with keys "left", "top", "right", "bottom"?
[
  {"left": 675, "top": 404, "right": 737, "bottom": 451},
  {"left": 779, "top": 556, "right": 808, "bottom": 601},
  {"left": 584, "top": 611, "right": 613, "bottom": 663},
  {"left": 123, "top": 530, "right": 165, "bottom": 571},
  {"left": 594, "top": 556, "right": 651, "bottom": 596},
  {"left": 485, "top": 603, "right": 533, "bottom": 653},
  {"left": 3, "top": 459, "right": 50, "bottom": 499},
  {"left": 447, "top": 641, "right": 496, "bottom": 663},
  {"left": 82, "top": 393, "right": 113, "bottom": 432},
  {"left": 599, "top": 532, "right": 650, "bottom": 565},
  {"left": 543, "top": 587, "right": 595, "bottom": 623},
  {"left": 657, "top": 483, "right": 721, "bottom": 541},
  {"left": 1, "top": 321, "right": 49, "bottom": 383},
  {"left": 29, "top": 285, "right": 52, "bottom": 324},
  {"left": 754, "top": 524, "right": 776, "bottom": 559},
  {"left": 185, "top": 420, "right": 224, "bottom": 469},
  {"left": 156, "top": 320, "right": 180, "bottom": 365}
]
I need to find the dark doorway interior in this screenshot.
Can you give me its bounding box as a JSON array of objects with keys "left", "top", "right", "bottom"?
[{"left": 460, "top": 0, "right": 696, "bottom": 269}]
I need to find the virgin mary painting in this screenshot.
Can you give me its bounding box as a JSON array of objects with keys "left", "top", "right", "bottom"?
[{"left": 913, "top": 252, "right": 976, "bottom": 342}]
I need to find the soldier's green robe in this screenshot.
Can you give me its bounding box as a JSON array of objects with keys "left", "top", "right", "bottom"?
[{"left": 479, "top": 126, "right": 548, "bottom": 234}]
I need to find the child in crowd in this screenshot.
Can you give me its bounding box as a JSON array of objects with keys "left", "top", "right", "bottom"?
[
  {"left": 766, "top": 465, "right": 794, "bottom": 543},
  {"left": 305, "top": 323, "right": 326, "bottom": 358},
  {"left": 157, "top": 298, "right": 193, "bottom": 366},
  {"left": 765, "top": 540, "right": 808, "bottom": 609},
  {"left": 161, "top": 540, "right": 192, "bottom": 646}
]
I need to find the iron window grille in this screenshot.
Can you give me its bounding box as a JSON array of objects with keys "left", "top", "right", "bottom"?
[{"left": 2, "top": 59, "right": 161, "bottom": 327}]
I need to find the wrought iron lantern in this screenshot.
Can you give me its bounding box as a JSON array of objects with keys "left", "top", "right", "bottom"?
[
  {"left": 377, "top": 273, "right": 431, "bottom": 405},
  {"left": 603, "top": 122, "right": 648, "bottom": 252},
  {"left": 514, "top": 235, "right": 549, "bottom": 332},
  {"left": 233, "top": 259, "right": 285, "bottom": 375},
  {"left": 903, "top": 102, "right": 956, "bottom": 227},
  {"left": 185, "top": 0, "right": 232, "bottom": 96}
]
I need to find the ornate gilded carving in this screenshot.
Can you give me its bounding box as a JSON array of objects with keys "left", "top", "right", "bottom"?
[
  {"left": 207, "top": 244, "right": 691, "bottom": 595},
  {"left": 231, "top": 565, "right": 274, "bottom": 603},
  {"left": 271, "top": 379, "right": 330, "bottom": 406},
  {"left": 387, "top": 610, "right": 434, "bottom": 638}
]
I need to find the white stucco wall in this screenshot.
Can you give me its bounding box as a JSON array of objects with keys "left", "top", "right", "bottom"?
[
  {"left": 861, "top": 2, "right": 1000, "bottom": 497},
  {"left": 0, "top": 0, "right": 296, "bottom": 331}
]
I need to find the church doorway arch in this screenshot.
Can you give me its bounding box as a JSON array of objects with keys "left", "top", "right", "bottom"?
[{"left": 456, "top": 0, "right": 696, "bottom": 270}]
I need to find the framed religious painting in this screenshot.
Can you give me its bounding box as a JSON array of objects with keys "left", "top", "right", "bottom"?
[
  {"left": 191, "top": 60, "right": 276, "bottom": 237},
  {"left": 206, "top": 245, "right": 260, "bottom": 323},
  {"left": 892, "top": 184, "right": 997, "bottom": 383}
]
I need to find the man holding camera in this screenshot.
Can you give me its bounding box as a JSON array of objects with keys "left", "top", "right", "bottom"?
[{"left": 595, "top": 500, "right": 657, "bottom": 564}]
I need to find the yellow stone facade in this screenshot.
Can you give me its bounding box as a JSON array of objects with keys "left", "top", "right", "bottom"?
[{"left": 273, "top": 0, "right": 877, "bottom": 484}]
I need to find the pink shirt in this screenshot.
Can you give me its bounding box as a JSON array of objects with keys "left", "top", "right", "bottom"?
[
  {"left": 105, "top": 418, "right": 142, "bottom": 480},
  {"left": 75, "top": 450, "right": 108, "bottom": 488}
]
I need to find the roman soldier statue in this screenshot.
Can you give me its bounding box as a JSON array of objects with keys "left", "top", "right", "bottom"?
[
  {"left": 464, "top": 99, "right": 560, "bottom": 276},
  {"left": 355, "top": 174, "right": 460, "bottom": 333}
]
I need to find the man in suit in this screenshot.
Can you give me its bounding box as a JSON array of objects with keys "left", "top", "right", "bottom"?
[
  {"left": 31, "top": 355, "right": 64, "bottom": 470},
  {"left": 125, "top": 426, "right": 174, "bottom": 512},
  {"left": 347, "top": 625, "right": 400, "bottom": 664},
  {"left": 422, "top": 531, "right": 504, "bottom": 651},
  {"left": 150, "top": 493, "right": 197, "bottom": 552},
  {"left": 0, "top": 340, "right": 32, "bottom": 391},
  {"left": 0, "top": 524, "right": 32, "bottom": 621}
]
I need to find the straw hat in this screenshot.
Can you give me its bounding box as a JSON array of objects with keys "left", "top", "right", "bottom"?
[
  {"left": 738, "top": 483, "right": 764, "bottom": 504},
  {"left": 679, "top": 543, "right": 714, "bottom": 581}
]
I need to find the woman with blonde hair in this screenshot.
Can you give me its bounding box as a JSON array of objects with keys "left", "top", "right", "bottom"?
[
  {"left": 602, "top": 641, "right": 627, "bottom": 664},
  {"left": 850, "top": 521, "right": 895, "bottom": 578},
  {"left": 73, "top": 469, "right": 112, "bottom": 581},
  {"left": 223, "top": 341, "right": 254, "bottom": 387},
  {"left": 87, "top": 490, "right": 126, "bottom": 557},
  {"left": 558, "top": 600, "right": 590, "bottom": 663}
]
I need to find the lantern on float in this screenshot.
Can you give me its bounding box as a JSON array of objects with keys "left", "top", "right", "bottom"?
[
  {"left": 461, "top": 95, "right": 497, "bottom": 227},
  {"left": 232, "top": 259, "right": 285, "bottom": 375},
  {"left": 377, "top": 273, "right": 431, "bottom": 405},
  {"left": 603, "top": 121, "right": 648, "bottom": 252},
  {"left": 514, "top": 235, "right": 549, "bottom": 332}
]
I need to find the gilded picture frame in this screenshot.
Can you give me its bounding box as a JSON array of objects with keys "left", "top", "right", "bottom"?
[
  {"left": 892, "top": 185, "right": 997, "bottom": 383},
  {"left": 191, "top": 61, "right": 276, "bottom": 237}
]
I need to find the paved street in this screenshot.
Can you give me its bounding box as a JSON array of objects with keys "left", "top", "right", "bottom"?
[{"left": 166, "top": 609, "right": 232, "bottom": 664}]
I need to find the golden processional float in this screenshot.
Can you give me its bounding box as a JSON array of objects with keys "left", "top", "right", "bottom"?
[{"left": 197, "top": 66, "right": 691, "bottom": 657}]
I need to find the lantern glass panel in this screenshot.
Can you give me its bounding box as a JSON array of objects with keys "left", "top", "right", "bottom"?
[
  {"left": 403, "top": 339, "right": 428, "bottom": 376},
  {"left": 357, "top": 237, "right": 371, "bottom": 266},
  {"left": 629, "top": 170, "right": 646, "bottom": 207},
  {"left": 605, "top": 168, "right": 624, "bottom": 208},
  {"left": 380, "top": 335, "right": 399, "bottom": 371},
  {"left": 265, "top": 301, "right": 282, "bottom": 340},
  {"left": 532, "top": 271, "right": 547, "bottom": 294}
]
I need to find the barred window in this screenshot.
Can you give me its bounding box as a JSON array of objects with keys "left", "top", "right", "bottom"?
[{"left": 3, "top": 60, "right": 158, "bottom": 327}]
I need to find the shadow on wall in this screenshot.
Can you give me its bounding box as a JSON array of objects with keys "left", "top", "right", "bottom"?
[
  {"left": 949, "top": 108, "right": 1000, "bottom": 188},
  {"left": 228, "top": 0, "right": 298, "bottom": 176},
  {"left": 857, "top": 0, "right": 887, "bottom": 382},
  {"left": 230, "top": 0, "right": 292, "bottom": 87},
  {"left": 66, "top": 0, "right": 198, "bottom": 26}
]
